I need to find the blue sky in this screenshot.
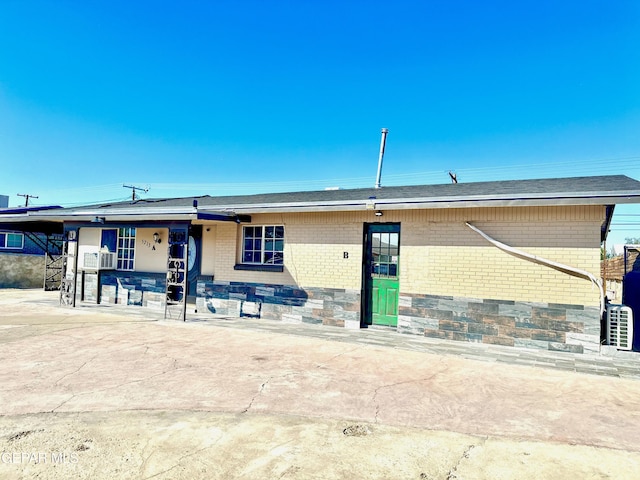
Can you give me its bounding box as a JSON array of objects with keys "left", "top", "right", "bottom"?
[{"left": 1, "top": 0, "right": 639, "bottom": 243}]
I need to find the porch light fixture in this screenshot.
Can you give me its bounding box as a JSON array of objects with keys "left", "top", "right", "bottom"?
[
  {"left": 91, "top": 217, "right": 105, "bottom": 224},
  {"left": 375, "top": 210, "right": 383, "bottom": 217},
  {"left": 153, "top": 232, "right": 162, "bottom": 244}
]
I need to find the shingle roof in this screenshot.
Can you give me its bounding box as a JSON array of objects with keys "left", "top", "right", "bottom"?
[
  {"left": 2, "top": 176, "right": 640, "bottom": 230},
  {"left": 82, "top": 175, "right": 640, "bottom": 211}
]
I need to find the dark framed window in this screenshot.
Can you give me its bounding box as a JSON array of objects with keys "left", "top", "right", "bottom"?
[
  {"left": 0, "top": 232, "right": 24, "bottom": 250},
  {"left": 242, "top": 226, "right": 284, "bottom": 265}
]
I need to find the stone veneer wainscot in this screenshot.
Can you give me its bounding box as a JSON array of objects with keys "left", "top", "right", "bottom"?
[
  {"left": 196, "top": 278, "right": 361, "bottom": 329},
  {"left": 398, "top": 293, "right": 602, "bottom": 354}
]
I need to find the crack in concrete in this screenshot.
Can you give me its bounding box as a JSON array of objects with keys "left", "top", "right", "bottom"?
[
  {"left": 138, "top": 436, "right": 154, "bottom": 476},
  {"left": 48, "top": 355, "right": 183, "bottom": 413},
  {"left": 371, "top": 365, "right": 449, "bottom": 424},
  {"left": 50, "top": 394, "right": 78, "bottom": 413},
  {"left": 140, "top": 432, "right": 225, "bottom": 480},
  {"left": 48, "top": 354, "right": 102, "bottom": 413},
  {"left": 445, "top": 437, "right": 487, "bottom": 479},
  {"left": 315, "top": 345, "right": 363, "bottom": 369},
  {"left": 53, "top": 355, "right": 99, "bottom": 386},
  {"left": 243, "top": 377, "right": 272, "bottom": 413}
]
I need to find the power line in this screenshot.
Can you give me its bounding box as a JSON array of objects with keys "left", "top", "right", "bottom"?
[{"left": 18, "top": 153, "right": 640, "bottom": 206}]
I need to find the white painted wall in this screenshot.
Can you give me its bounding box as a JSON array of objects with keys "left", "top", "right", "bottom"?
[
  {"left": 135, "top": 228, "right": 168, "bottom": 273},
  {"left": 201, "top": 225, "right": 217, "bottom": 276}
]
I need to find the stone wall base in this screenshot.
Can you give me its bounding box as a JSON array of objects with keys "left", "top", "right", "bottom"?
[
  {"left": 196, "top": 279, "right": 361, "bottom": 329},
  {"left": 398, "top": 293, "right": 602, "bottom": 354},
  {"left": 98, "top": 271, "right": 166, "bottom": 309}
]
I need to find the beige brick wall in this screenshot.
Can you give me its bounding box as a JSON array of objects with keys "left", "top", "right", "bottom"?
[
  {"left": 202, "top": 216, "right": 362, "bottom": 288},
  {"left": 199, "top": 205, "right": 604, "bottom": 306}
]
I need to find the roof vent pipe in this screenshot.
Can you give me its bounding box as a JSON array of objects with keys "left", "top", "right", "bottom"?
[{"left": 374, "top": 128, "right": 389, "bottom": 189}]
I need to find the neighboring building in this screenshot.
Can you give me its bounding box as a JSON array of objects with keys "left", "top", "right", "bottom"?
[
  {"left": 0, "top": 230, "right": 50, "bottom": 288},
  {"left": 0, "top": 230, "right": 48, "bottom": 255},
  {"left": 0, "top": 195, "right": 8, "bottom": 209},
  {"left": 2, "top": 175, "right": 640, "bottom": 355},
  {"left": 602, "top": 247, "right": 640, "bottom": 302},
  {"left": 0, "top": 206, "right": 64, "bottom": 289}
]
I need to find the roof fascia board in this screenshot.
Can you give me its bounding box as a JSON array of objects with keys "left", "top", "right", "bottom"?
[
  {"left": 21, "top": 213, "right": 198, "bottom": 222},
  {"left": 602, "top": 205, "right": 615, "bottom": 243},
  {"left": 35, "top": 206, "right": 196, "bottom": 217},
  {"left": 210, "top": 194, "right": 640, "bottom": 214},
  {"left": 200, "top": 192, "right": 640, "bottom": 213}
]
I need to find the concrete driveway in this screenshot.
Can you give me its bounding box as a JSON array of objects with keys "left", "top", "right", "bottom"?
[{"left": 1, "top": 289, "right": 640, "bottom": 479}]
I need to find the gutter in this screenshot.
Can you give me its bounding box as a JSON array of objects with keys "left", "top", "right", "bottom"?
[
  {"left": 0, "top": 207, "right": 250, "bottom": 225},
  {"left": 197, "top": 192, "right": 640, "bottom": 214},
  {"left": 465, "top": 222, "right": 605, "bottom": 314}
]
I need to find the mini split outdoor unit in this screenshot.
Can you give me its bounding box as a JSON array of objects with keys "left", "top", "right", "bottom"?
[{"left": 606, "top": 304, "right": 634, "bottom": 351}]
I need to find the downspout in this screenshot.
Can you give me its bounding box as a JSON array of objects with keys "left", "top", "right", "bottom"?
[{"left": 465, "top": 222, "right": 605, "bottom": 314}]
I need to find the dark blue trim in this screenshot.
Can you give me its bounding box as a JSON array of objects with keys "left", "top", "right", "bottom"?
[
  {"left": 197, "top": 212, "right": 251, "bottom": 223},
  {"left": 234, "top": 264, "right": 284, "bottom": 272},
  {"left": 0, "top": 205, "right": 62, "bottom": 215}
]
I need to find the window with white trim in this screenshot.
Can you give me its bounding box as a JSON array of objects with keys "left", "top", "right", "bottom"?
[
  {"left": 242, "top": 226, "right": 284, "bottom": 265},
  {"left": 0, "top": 232, "right": 24, "bottom": 250},
  {"left": 117, "top": 227, "right": 136, "bottom": 270}
]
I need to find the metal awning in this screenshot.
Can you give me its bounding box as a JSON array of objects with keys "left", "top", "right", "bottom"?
[{"left": 0, "top": 205, "right": 251, "bottom": 228}]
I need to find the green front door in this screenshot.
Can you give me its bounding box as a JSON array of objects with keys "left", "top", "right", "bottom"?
[{"left": 364, "top": 224, "right": 400, "bottom": 327}]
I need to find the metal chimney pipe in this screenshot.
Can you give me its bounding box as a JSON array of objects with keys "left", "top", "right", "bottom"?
[{"left": 374, "top": 128, "right": 389, "bottom": 189}]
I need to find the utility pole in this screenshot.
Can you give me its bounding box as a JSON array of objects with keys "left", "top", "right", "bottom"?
[
  {"left": 123, "top": 184, "right": 148, "bottom": 201},
  {"left": 17, "top": 193, "right": 38, "bottom": 207}
]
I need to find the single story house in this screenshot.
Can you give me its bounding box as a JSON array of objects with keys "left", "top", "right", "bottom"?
[{"left": 2, "top": 175, "right": 640, "bottom": 354}]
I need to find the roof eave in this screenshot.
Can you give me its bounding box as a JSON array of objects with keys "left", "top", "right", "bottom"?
[{"left": 206, "top": 193, "right": 640, "bottom": 214}]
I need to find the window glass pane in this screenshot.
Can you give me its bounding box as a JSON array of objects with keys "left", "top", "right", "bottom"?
[
  {"left": 389, "top": 233, "right": 399, "bottom": 256},
  {"left": 372, "top": 233, "right": 381, "bottom": 256},
  {"left": 242, "top": 225, "right": 284, "bottom": 265},
  {"left": 7, "top": 234, "right": 22, "bottom": 248}
]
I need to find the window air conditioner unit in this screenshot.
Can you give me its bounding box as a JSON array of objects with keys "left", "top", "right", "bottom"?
[
  {"left": 99, "top": 252, "right": 117, "bottom": 270},
  {"left": 606, "top": 304, "right": 634, "bottom": 351},
  {"left": 82, "top": 251, "right": 117, "bottom": 270}
]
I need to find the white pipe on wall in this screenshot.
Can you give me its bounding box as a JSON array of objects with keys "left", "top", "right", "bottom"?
[{"left": 465, "top": 222, "right": 605, "bottom": 314}]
